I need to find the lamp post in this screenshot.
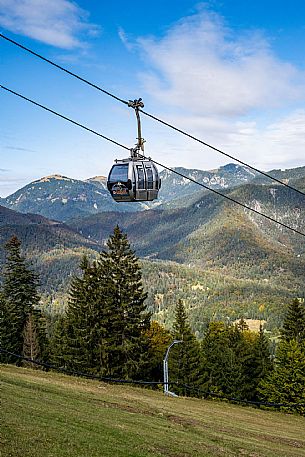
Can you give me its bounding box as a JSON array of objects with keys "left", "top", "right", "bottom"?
[{"left": 163, "top": 340, "right": 182, "bottom": 396}]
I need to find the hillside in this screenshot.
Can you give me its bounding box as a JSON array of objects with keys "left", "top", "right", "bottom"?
[
  {"left": 68, "top": 182, "right": 305, "bottom": 274},
  {"left": 1, "top": 172, "right": 305, "bottom": 331},
  {"left": 0, "top": 205, "right": 100, "bottom": 291},
  {"left": 141, "top": 260, "right": 297, "bottom": 335},
  {"left": 252, "top": 165, "right": 305, "bottom": 185},
  {"left": 1, "top": 365, "right": 305, "bottom": 457},
  {"left": 65, "top": 182, "right": 305, "bottom": 329},
  {"left": 1, "top": 163, "right": 259, "bottom": 221}
]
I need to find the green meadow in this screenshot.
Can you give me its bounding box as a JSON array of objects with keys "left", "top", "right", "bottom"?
[{"left": 1, "top": 365, "right": 304, "bottom": 457}]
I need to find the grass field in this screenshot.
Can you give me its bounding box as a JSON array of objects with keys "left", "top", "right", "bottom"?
[{"left": 1, "top": 365, "right": 305, "bottom": 457}]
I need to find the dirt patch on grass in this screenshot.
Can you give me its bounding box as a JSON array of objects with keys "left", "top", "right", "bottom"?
[
  {"left": 90, "top": 397, "right": 158, "bottom": 417},
  {"left": 212, "top": 423, "right": 305, "bottom": 450},
  {"left": 258, "top": 434, "right": 304, "bottom": 449},
  {"left": 166, "top": 414, "right": 201, "bottom": 427}
]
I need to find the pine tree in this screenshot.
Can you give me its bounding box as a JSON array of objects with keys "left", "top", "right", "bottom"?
[
  {"left": 259, "top": 339, "right": 305, "bottom": 415},
  {"left": 50, "top": 256, "right": 106, "bottom": 372},
  {"left": 169, "top": 300, "right": 203, "bottom": 396},
  {"left": 201, "top": 321, "right": 271, "bottom": 401},
  {"left": 252, "top": 324, "right": 273, "bottom": 380},
  {"left": 0, "top": 236, "right": 41, "bottom": 363},
  {"left": 97, "top": 226, "right": 150, "bottom": 379},
  {"left": 281, "top": 298, "right": 305, "bottom": 343},
  {"left": 202, "top": 322, "right": 245, "bottom": 398},
  {"left": 240, "top": 324, "right": 273, "bottom": 400},
  {"left": 52, "top": 227, "right": 150, "bottom": 379}
]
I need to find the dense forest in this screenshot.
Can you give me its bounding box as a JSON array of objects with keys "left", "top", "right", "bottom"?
[{"left": 0, "top": 230, "right": 304, "bottom": 415}]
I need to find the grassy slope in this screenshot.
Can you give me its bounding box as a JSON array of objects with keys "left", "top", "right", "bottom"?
[{"left": 1, "top": 366, "right": 305, "bottom": 457}]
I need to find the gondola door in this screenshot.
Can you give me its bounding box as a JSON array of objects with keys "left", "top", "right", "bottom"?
[{"left": 135, "top": 163, "right": 148, "bottom": 200}]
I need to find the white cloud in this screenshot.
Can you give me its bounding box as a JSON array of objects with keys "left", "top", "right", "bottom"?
[
  {"left": 145, "top": 110, "right": 305, "bottom": 172},
  {"left": 0, "top": 0, "right": 99, "bottom": 49},
  {"left": 229, "top": 111, "right": 305, "bottom": 170},
  {"left": 137, "top": 10, "right": 305, "bottom": 117},
  {"left": 132, "top": 9, "right": 305, "bottom": 171},
  {"left": 118, "top": 27, "right": 134, "bottom": 51}
]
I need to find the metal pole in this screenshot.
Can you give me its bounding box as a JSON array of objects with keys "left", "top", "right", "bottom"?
[
  {"left": 128, "top": 98, "right": 145, "bottom": 158},
  {"left": 163, "top": 340, "right": 182, "bottom": 396}
]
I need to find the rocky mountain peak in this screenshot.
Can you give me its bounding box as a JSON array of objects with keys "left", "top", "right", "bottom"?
[{"left": 34, "top": 174, "right": 75, "bottom": 184}]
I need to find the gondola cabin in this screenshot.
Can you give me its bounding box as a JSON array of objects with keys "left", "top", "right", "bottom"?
[{"left": 107, "top": 158, "right": 160, "bottom": 202}]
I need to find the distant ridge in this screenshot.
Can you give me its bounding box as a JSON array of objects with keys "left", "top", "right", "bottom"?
[{"left": 2, "top": 162, "right": 305, "bottom": 223}]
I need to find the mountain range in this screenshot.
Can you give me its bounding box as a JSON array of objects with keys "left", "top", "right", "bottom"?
[
  {"left": 1, "top": 162, "right": 305, "bottom": 333},
  {"left": 0, "top": 163, "right": 268, "bottom": 222}
]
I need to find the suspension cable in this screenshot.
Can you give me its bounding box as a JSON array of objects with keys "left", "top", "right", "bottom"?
[
  {"left": 0, "top": 85, "right": 130, "bottom": 151},
  {"left": 0, "top": 33, "right": 128, "bottom": 106},
  {"left": 1, "top": 83, "right": 305, "bottom": 239},
  {"left": 1, "top": 348, "right": 304, "bottom": 409},
  {"left": 140, "top": 154, "right": 305, "bottom": 238},
  {"left": 139, "top": 108, "right": 305, "bottom": 198},
  {"left": 1, "top": 32, "right": 305, "bottom": 199}
]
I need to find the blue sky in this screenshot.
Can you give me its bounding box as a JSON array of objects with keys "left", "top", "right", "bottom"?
[{"left": 1, "top": 1, "right": 305, "bottom": 196}]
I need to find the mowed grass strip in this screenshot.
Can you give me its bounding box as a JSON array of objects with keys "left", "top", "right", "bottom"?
[{"left": 0, "top": 365, "right": 305, "bottom": 457}]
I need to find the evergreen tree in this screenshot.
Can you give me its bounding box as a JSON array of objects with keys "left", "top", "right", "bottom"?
[
  {"left": 202, "top": 322, "right": 245, "bottom": 398},
  {"left": 259, "top": 340, "right": 305, "bottom": 415},
  {"left": 252, "top": 324, "right": 273, "bottom": 381},
  {"left": 97, "top": 226, "right": 150, "bottom": 379},
  {"left": 52, "top": 227, "right": 150, "bottom": 379},
  {"left": 202, "top": 321, "right": 271, "bottom": 401},
  {"left": 258, "top": 299, "right": 305, "bottom": 415},
  {"left": 0, "top": 236, "right": 41, "bottom": 363},
  {"left": 169, "top": 300, "right": 203, "bottom": 396},
  {"left": 240, "top": 324, "right": 273, "bottom": 400},
  {"left": 50, "top": 256, "right": 109, "bottom": 372},
  {"left": 281, "top": 298, "right": 305, "bottom": 343}
]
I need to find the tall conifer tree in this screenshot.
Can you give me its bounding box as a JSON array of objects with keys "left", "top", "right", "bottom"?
[
  {"left": 169, "top": 300, "right": 202, "bottom": 395},
  {"left": 202, "top": 321, "right": 271, "bottom": 400},
  {"left": 281, "top": 298, "right": 305, "bottom": 343},
  {"left": 97, "top": 226, "right": 150, "bottom": 378},
  {"left": 52, "top": 227, "right": 150, "bottom": 379},
  {"left": 259, "top": 340, "right": 305, "bottom": 415},
  {"left": 0, "top": 236, "right": 41, "bottom": 363}
]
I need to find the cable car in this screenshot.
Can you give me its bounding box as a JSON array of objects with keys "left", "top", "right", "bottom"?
[
  {"left": 107, "top": 98, "right": 161, "bottom": 202},
  {"left": 107, "top": 158, "right": 160, "bottom": 202}
]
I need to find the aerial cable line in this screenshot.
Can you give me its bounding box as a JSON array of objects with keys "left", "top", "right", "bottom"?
[
  {"left": 142, "top": 154, "right": 305, "bottom": 238},
  {"left": 1, "top": 83, "right": 305, "bottom": 239},
  {"left": 139, "top": 108, "right": 305, "bottom": 200},
  {"left": 0, "top": 85, "right": 129, "bottom": 151},
  {"left": 1, "top": 33, "right": 305, "bottom": 199},
  {"left": 0, "top": 33, "right": 128, "bottom": 106},
  {"left": 1, "top": 347, "right": 304, "bottom": 409}
]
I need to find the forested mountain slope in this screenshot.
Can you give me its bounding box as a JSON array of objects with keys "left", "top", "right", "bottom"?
[
  {"left": 1, "top": 175, "right": 305, "bottom": 332},
  {"left": 68, "top": 182, "right": 305, "bottom": 264},
  {"left": 0, "top": 205, "right": 100, "bottom": 291},
  {"left": 1, "top": 175, "right": 126, "bottom": 221},
  {"left": 1, "top": 163, "right": 259, "bottom": 221}
]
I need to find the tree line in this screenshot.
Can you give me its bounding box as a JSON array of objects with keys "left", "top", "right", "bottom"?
[{"left": 0, "top": 227, "right": 304, "bottom": 414}]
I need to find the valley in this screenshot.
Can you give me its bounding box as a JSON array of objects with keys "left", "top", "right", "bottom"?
[{"left": 1, "top": 163, "right": 305, "bottom": 334}]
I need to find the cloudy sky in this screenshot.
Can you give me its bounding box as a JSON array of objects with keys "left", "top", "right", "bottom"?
[{"left": 1, "top": 0, "right": 305, "bottom": 196}]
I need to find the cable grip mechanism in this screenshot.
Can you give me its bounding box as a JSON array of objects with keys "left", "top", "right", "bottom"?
[{"left": 128, "top": 98, "right": 145, "bottom": 159}]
